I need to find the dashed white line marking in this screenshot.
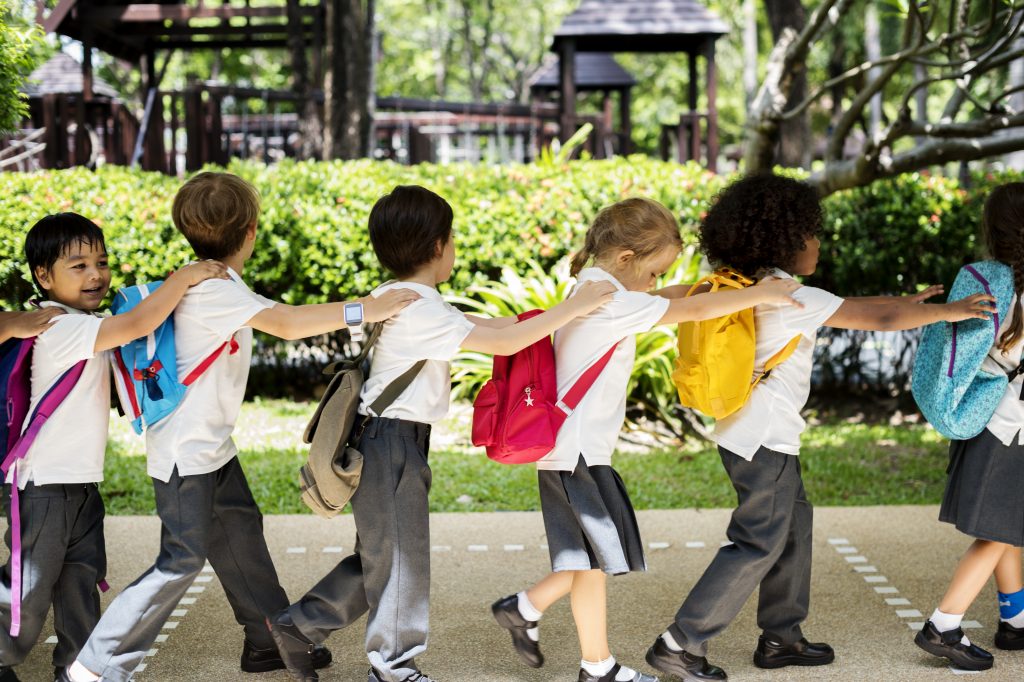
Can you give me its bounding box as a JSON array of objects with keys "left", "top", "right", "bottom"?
[
  {"left": 720, "top": 541, "right": 734, "bottom": 548},
  {"left": 540, "top": 544, "right": 548, "bottom": 550},
  {"left": 286, "top": 547, "right": 307, "bottom": 554},
  {"left": 504, "top": 544, "right": 524, "bottom": 552},
  {"left": 896, "top": 609, "right": 923, "bottom": 618},
  {"left": 186, "top": 586, "right": 205, "bottom": 594},
  {"left": 156, "top": 634, "right": 169, "bottom": 643},
  {"left": 828, "top": 538, "right": 849, "bottom": 545},
  {"left": 323, "top": 546, "right": 344, "bottom": 553},
  {"left": 431, "top": 545, "right": 451, "bottom": 552},
  {"left": 179, "top": 597, "right": 197, "bottom": 605},
  {"left": 886, "top": 598, "right": 911, "bottom": 606},
  {"left": 468, "top": 545, "right": 488, "bottom": 552},
  {"left": 908, "top": 622, "right": 925, "bottom": 631},
  {"left": 950, "top": 666, "right": 983, "bottom": 675},
  {"left": 854, "top": 566, "right": 878, "bottom": 573},
  {"left": 162, "top": 621, "right": 179, "bottom": 630},
  {"left": 649, "top": 542, "right": 670, "bottom": 550},
  {"left": 685, "top": 541, "right": 705, "bottom": 548},
  {"left": 201, "top": 564, "right": 214, "bottom": 573},
  {"left": 836, "top": 546, "right": 858, "bottom": 554},
  {"left": 45, "top": 636, "right": 57, "bottom": 644},
  {"left": 864, "top": 576, "right": 888, "bottom": 583},
  {"left": 146, "top": 648, "right": 158, "bottom": 657},
  {"left": 875, "top": 587, "right": 899, "bottom": 594},
  {"left": 136, "top": 664, "right": 147, "bottom": 673},
  {"left": 845, "top": 556, "right": 867, "bottom": 563},
  {"left": 961, "top": 620, "right": 983, "bottom": 629},
  {"left": 194, "top": 575, "right": 214, "bottom": 583},
  {"left": 171, "top": 609, "right": 187, "bottom": 617}
]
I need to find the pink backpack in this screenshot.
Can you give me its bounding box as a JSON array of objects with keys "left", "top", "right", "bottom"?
[{"left": 471, "top": 309, "right": 618, "bottom": 464}]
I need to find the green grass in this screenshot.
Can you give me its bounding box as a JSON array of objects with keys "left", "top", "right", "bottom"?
[{"left": 98, "top": 399, "right": 952, "bottom": 515}]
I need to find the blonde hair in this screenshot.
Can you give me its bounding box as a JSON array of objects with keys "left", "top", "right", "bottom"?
[
  {"left": 172, "top": 172, "right": 261, "bottom": 260},
  {"left": 569, "top": 197, "right": 681, "bottom": 277}
]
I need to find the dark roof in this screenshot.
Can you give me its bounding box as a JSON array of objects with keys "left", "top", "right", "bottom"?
[
  {"left": 23, "top": 52, "right": 121, "bottom": 99},
  {"left": 529, "top": 53, "right": 635, "bottom": 92},
  {"left": 553, "top": 0, "right": 728, "bottom": 53}
]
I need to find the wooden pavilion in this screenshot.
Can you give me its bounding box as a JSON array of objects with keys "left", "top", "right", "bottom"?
[
  {"left": 551, "top": 0, "right": 727, "bottom": 170},
  {"left": 529, "top": 52, "right": 636, "bottom": 157}
]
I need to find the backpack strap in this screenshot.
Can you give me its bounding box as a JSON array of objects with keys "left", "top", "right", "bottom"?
[
  {"left": 181, "top": 335, "right": 240, "bottom": 387},
  {"left": 754, "top": 335, "right": 802, "bottom": 386},
  {"left": 555, "top": 341, "right": 621, "bottom": 417},
  {"left": 2, "top": 358, "right": 86, "bottom": 638},
  {"left": 367, "top": 359, "right": 427, "bottom": 417}
]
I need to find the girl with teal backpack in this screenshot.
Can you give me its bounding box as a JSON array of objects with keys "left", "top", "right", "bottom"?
[{"left": 910, "top": 183, "right": 1024, "bottom": 672}]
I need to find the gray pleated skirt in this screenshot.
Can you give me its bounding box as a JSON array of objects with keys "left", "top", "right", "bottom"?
[
  {"left": 537, "top": 455, "right": 646, "bottom": 575},
  {"left": 940, "top": 428, "right": 1024, "bottom": 546}
]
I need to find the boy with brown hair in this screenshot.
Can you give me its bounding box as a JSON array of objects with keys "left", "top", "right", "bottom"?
[{"left": 63, "top": 172, "right": 418, "bottom": 682}]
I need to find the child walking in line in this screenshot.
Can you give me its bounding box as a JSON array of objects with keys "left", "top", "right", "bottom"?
[
  {"left": 914, "top": 183, "right": 1024, "bottom": 671},
  {"left": 269, "top": 185, "right": 617, "bottom": 682},
  {"left": 61, "top": 173, "right": 419, "bottom": 682},
  {"left": 640, "top": 174, "right": 996, "bottom": 682},
  {"left": 0, "top": 308, "right": 62, "bottom": 344},
  {"left": 1, "top": 213, "right": 228, "bottom": 682},
  {"left": 490, "top": 197, "right": 805, "bottom": 682}
]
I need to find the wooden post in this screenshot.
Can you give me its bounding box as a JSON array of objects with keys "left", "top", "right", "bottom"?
[
  {"left": 57, "top": 94, "right": 71, "bottom": 168},
  {"left": 169, "top": 94, "right": 179, "bottom": 175},
  {"left": 704, "top": 39, "right": 719, "bottom": 173},
  {"left": 41, "top": 93, "right": 58, "bottom": 169},
  {"left": 558, "top": 38, "right": 576, "bottom": 145},
  {"left": 82, "top": 25, "right": 94, "bottom": 102},
  {"left": 687, "top": 50, "right": 701, "bottom": 164},
  {"left": 184, "top": 86, "right": 204, "bottom": 171},
  {"left": 619, "top": 87, "right": 632, "bottom": 155}
]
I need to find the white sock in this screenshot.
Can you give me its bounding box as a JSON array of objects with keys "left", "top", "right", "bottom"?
[
  {"left": 517, "top": 591, "right": 542, "bottom": 641},
  {"left": 68, "top": 661, "right": 100, "bottom": 682},
  {"left": 581, "top": 656, "right": 616, "bottom": 677},
  {"left": 661, "top": 630, "right": 683, "bottom": 652},
  {"left": 932, "top": 609, "right": 970, "bottom": 645},
  {"left": 614, "top": 662, "right": 641, "bottom": 681},
  {"left": 1006, "top": 610, "right": 1024, "bottom": 629}
]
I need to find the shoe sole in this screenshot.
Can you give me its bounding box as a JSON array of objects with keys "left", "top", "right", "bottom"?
[
  {"left": 752, "top": 651, "right": 835, "bottom": 669},
  {"left": 995, "top": 633, "right": 1024, "bottom": 651},
  {"left": 242, "top": 651, "right": 333, "bottom": 673},
  {"left": 645, "top": 648, "right": 727, "bottom": 681},
  {"left": 914, "top": 631, "right": 993, "bottom": 671},
  {"left": 491, "top": 603, "right": 543, "bottom": 668}
]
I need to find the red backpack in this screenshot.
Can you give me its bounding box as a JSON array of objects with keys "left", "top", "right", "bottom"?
[{"left": 471, "top": 309, "right": 617, "bottom": 464}]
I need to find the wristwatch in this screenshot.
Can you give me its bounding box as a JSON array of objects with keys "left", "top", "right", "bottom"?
[{"left": 344, "top": 302, "right": 365, "bottom": 341}]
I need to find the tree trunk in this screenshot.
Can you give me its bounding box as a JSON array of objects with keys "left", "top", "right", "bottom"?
[
  {"left": 1007, "top": 10, "right": 1024, "bottom": 170},
  {"left": 288, "top": 0, "right": 323, "bottom": 160},
  {"left": 764, "top": 0, "right": 811, "bottom": 168},
  {"left": 743, "top": 0, "right": 758, "bottom": 109},
  {"left": 324, "top": 0, "right": 375, "bottom": 160}
]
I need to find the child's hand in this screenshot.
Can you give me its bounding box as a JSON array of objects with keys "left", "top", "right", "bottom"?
[
  {"left": 755, "top": 277, "right": 804, "bottom": 308},
  {"left": 174, "top": 260, "right": 231, "bottom": 287},
  {"left": 8, "top": 307, "right": 62, "bottom": 338},
  {"left": 363, "top": 288, "right": 421, "bottom": 322},
  {"left": 571, "top": 280, "right": 617, "bottom": 313},
  {"left": 945, "top": 294, "right": 997, "bottom": 322},
  {"left": 907, "top": 284, "right": 944, "bottom": 303}
]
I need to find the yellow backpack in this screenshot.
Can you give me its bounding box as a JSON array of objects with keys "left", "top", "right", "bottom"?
[{"left": 672, "top": 268, "right": 801, "bottom": 420}]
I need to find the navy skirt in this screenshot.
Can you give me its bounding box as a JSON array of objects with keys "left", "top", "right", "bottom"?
[
  {"left": 537, "top": 455, "right": 646, "bottom": 575},
  {"left": 940, "top": 428, "right": 1024, "bottom": 546}
]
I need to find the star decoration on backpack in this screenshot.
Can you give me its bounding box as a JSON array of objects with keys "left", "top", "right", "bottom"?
[{"left": 525, "top": 394, "right": 534, "bottom": 407}]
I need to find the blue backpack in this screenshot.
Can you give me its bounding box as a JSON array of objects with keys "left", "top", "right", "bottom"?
[
  {"left": 912, "top": 261, "right": 1023, "bottom": 440},
  {"left": 111, "top": 281, "right": 237, "bottom": 433}
]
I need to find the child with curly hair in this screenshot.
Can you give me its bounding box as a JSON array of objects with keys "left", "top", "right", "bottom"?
[{"left": 643, "top": 173, "right": 996, "bottom": 682}]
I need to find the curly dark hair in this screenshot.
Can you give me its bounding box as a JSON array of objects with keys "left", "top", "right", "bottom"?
[{"left": 699, "top": 173, "right": 822, "bottom": 275}]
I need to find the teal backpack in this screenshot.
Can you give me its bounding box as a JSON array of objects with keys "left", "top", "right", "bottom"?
[{"left": 912, "top": 261, "right": 1024, "bottom": 440}]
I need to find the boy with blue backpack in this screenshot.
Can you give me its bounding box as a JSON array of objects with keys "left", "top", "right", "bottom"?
[
  {"left": 0, "top": 212, "right": 227, "bottom": 682},
  {"left": 62, "top": 172, "right": 419, "bottom": 682}
]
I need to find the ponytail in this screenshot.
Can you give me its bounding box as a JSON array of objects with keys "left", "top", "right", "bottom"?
[{"left": 568, "top": 198, "right": 680, "bottom": 278}]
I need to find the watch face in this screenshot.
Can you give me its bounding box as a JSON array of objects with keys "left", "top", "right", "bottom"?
[{"left": 344, "top": 304, "right": 363, "bottom": 325}]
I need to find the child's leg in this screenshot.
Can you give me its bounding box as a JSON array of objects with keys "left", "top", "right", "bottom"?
[
  {"left": 205, "top": 457, "right": 289, "bottom": 650},
  {"left": 51, "top": 484, "right": 106, "bottom": 669},
  {"left": 525, "top": 571, "right": 574, "bottom": 612},
  {"left": 667, "top": 447, "right": 803, "bottom": 657},
  {"left": 570, "top": 569, "right": 610, "bottom": 662},
  {"left": 0, "top": 485, "right": 75, "bottom": 667},
  {"left": 994, "top": 546, "right": 1023, "bottom": 595},
  {"left": 75, "top": 468, "right": 217, "bottom": 682},
  {"left": 756, "top": 461, "right": 813, "bottom": 644},
  {"left": 938, "top": 539, "right": 1011, "bottom": 615}
]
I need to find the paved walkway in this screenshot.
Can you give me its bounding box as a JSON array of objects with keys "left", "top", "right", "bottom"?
[{"left": 7, "top": 506, "right": 1024, "bottom": 681}]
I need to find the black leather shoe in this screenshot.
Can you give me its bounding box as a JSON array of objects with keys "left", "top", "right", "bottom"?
[
  {"left": 914, "top": 620, "right": 994, "bottom": 671},
  {"left": 995, "top": 620, "right": 1024, "bottom": 650},
  {"left": 267, "top": 611, "right": 319, "bottom": 681},
  {"left": 51, "top": 668, "right": 69, "bottom": 682},
  {"left": 1, "top": 666, "right": 20, "bottom": 682},
  {"left": 369, "top": 669, "right": 438, "bottom": 682},
  {"left": 577, "top": 662, "right": 658, "bottom": 681},
  {"left": 753, "top": 635, "right": 834, "bottom": 668},
  {"left": 645, "top": 636, "right": 727, "bottom": 681},
  {"left": 491, "top": 594, "right": 544, "bottom": 668},
  {"left": 241, "top": 637, "right": 333, "bottom": 673}
]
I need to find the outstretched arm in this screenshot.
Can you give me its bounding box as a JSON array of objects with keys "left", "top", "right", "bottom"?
[
  {"left": 461, "top": 280, "right": 615, "bottom": 356},
  {"left": 0, "top": 308, "right": 63, "bottom": 343},
  {"left": 94, "top": 261, "right": 230, "bottom": 353},
  {"left": 657, "top": 277, "right": 803, "bottom": 325},
  {"left": 248, "top": 288, "right": 421, "bottom": 340},
  {"left": 825, "top": 293, "right": 994, "bottom": 331},
  {"left": 845, "top": 284, "right": 945, "bottom": 306}
]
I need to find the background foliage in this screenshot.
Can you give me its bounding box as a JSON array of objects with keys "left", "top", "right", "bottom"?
[{"left": 2, "top": 159, "right": 1019, "bottom": 428}]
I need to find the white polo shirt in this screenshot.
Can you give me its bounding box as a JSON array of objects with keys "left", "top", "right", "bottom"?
[
  {"left": 145, "top": 268, "right": 274, "bottom": 482},
  {"left": 712, "top": 269, "right": 844, "bottom": 460},
  {"left": 10, "top": 301, "right": 108, "bottom": 488},
  {"left": 358, "top": 281, "right": 475, "bottom": 424},
  {"left": 981, "top": 295, "right": 1024, "bottom": 445},
  {"left": 536, "top": 267, "right": 670, "bottom": 472}
]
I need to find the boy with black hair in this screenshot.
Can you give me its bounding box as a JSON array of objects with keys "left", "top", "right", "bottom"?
[
  {"left": 1, "top": 213, "right": 227, "bottom": 682},
  {"left": 63, "top": 173, "right": 419, "bottom": 682},
  {"left": 644, "top": 174, "right": 997, "bottom": 681},
  {"left": 270, "top": 185, "right": 617, "bottom": 682}
]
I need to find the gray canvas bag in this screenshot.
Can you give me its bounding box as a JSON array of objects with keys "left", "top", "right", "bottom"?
[{"left": 300, "top": 323, "right": 425, "bottom": 517}]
